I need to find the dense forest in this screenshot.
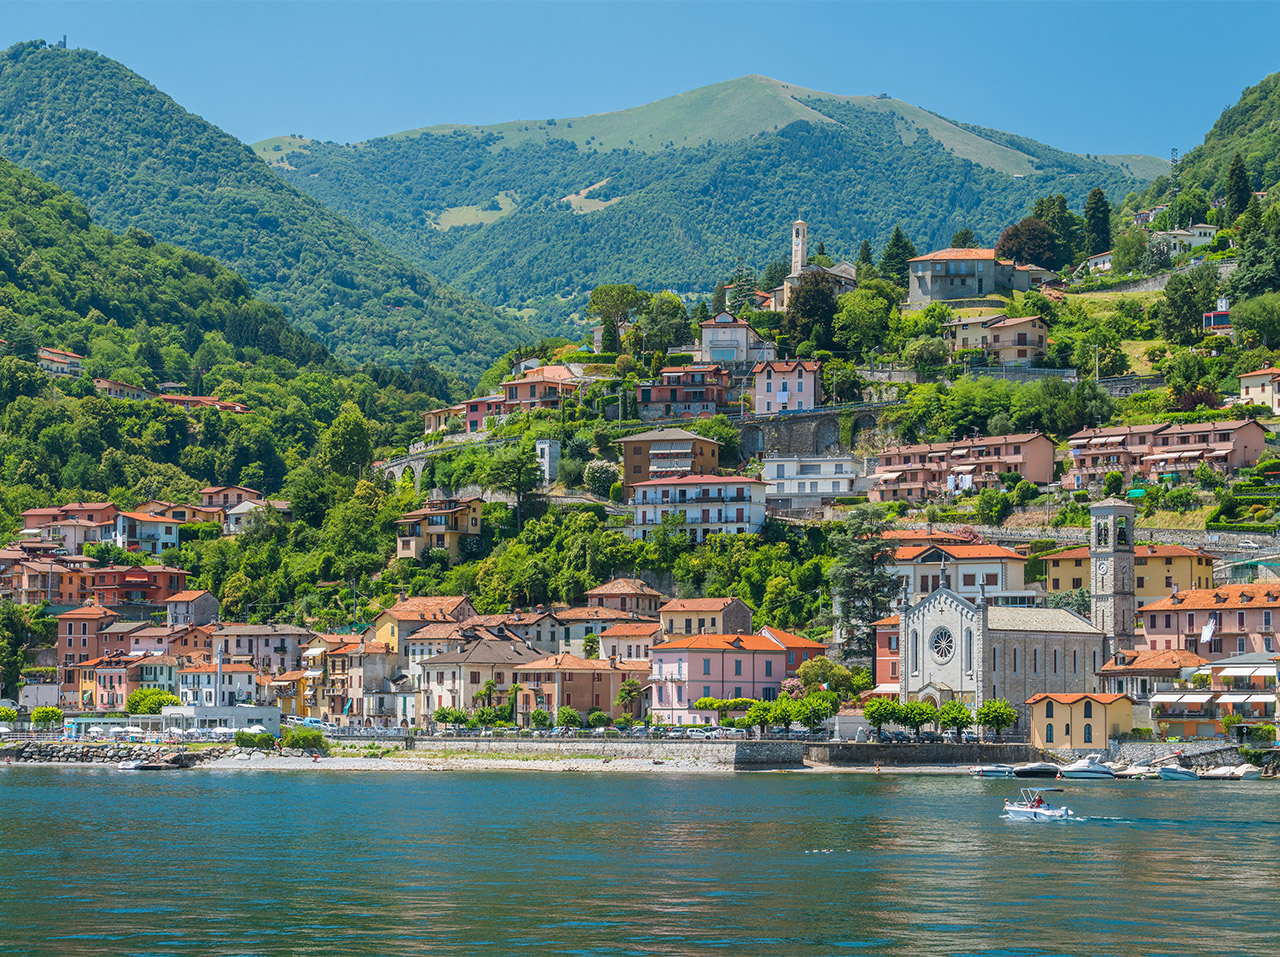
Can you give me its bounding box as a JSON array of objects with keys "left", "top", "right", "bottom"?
[
  {"left": 0, "top": 40, "right": 541, "bottom": 379},
  {"left": 1172, "top": 70, "right": 1280, "bottom": 197},
  {"left": 0, "top": 155, "right": 464, "bottom": 537},
  {"left": 261, "top": 89, "right": 1147, "bottom": 324}
]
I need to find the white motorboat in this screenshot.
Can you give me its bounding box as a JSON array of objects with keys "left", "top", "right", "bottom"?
[
  {"left": 117, "top": 759, "right": 144, "bottom": 771},
  {"left": 1201, "top": 763, "right": 1262, "bottom": 781},
  {"left": 1012, "top": 761, "right": 1063, "bottom": 778},
  {"left": 1003, "top": 786, "right": 1075, "bottom": 821},
  {"left": 1057, "top": 753, "right": 1116, "bottom": 779},
  {"left": 1114, "top": 764, "right": 1158, "bottom": 779},
  {"left": 1157, "top": 765, "right": 1200, "bottom": 781},
  {"left": 970, "top": 764, "right": 1015, "bottom": 778}
]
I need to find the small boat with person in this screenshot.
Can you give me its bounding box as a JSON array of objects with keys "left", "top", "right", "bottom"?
[
  {"left": 1057, "top": 754, "right": 1116, "bottom": 779},
  {"left": 1003, "top": 787, "right": 1075, "bottom": 821}
]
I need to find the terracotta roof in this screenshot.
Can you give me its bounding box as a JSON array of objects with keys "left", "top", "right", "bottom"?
[
  {"left": 199, "top": 486, "right": 262, "bottom": 495},
  {"left": 1045, "top": 544, "right": 1212, "bottom": 561},
  {"left": 881, "top": 529, "right": 968, "bottom": 543},
  {"left": 116, "top": 510, "right": 178, "bottom": 523},
  {"left": 274, "top": 670, "right": 307, "bottom": 682},
  {"left": 179, "top": 663, "right": 259, "bottom": 674},
  {"left": 598, "top": 621, "right": 665, "bottom": 638},
  {"left": 521, "top": 652, "right": 650, "bottom": 672},
  {"left": 632, "top": 474, "right": 763, "bottom": 487},
  {"left": 1098, "top": 648, "right": 1208, "bottom": 674},
  {"left": 750, "top": 360, "right": 820, "bottom": 374},
  {"left": 879, "top": 431, "right": 1049, "bottom": 458},
  {"left": 584, "top": 578, "right": 664, "bottom": 598},
  {"left": 164, "top": 590, "right": 211, "bottom": 603},
  {"left": 1025, "top": 693, "right": 1133, "bottom": 705},
  {"left": 553, "top": 608, "right": 656, "bottom": 623},
  {"left": 907, "top": 247, "right": 997, "bottom": 262},
  {"left": 981, "top": 314, "right": 1043, "bottom": 329},
  {"left": 872, "top": 614, "right": 900, "bottom": 626},
  {"left": 758, "top": 626, "right": 827, "bottom": 650},
  {"left": 661, "top": 597, "right": 742, "bottom": 612},
  {"left": 1143, "top": 584, "right": 1280, "bottom": 612},
  {"left": 457, "top": 611, "right": 556, "bottom": 629},
  {"left": 618, "top": 427, "right": 718, "bottom": 445},
  {"left": 894, "top": 544, "right": 1024, "bottom": 561},
  {"left": 56, "top": 604, "right": 117, "bottom": 620},
  {"left": 654, "top": 633, "right": 784, "bottom": 652},
  {"left": 382, "top": 596, "right": 471, "bottom": 621}
]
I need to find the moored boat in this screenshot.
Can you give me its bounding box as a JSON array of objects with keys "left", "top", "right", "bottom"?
[
  {"left": 1057, "top": 753, "right": 1116, "bottom": 779},
  {"left": 1003, "top": 786, "right": 1075, "bottom": 821},
  {"left": 117, "top": 759, "right": 144, "bottom": 771},
  {"left": 1012, "top": 761, "right": 1063, "bottom": 778},
  {"left": 1114, "top": 764, "right": 1158, "bottom": 779},
  {"left": 1157, "top": 765, "right": 1200, "bottom": 781},
  {"left": 970, "top": 764, "right": 1015, "bottom": 778},
  {"left": 1201, "top": 763, "right": 1262, "bottom": 781}
]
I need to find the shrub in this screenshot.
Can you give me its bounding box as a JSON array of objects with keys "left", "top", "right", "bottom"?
[
  {"left": 1249, "top": 724, "right": 1276, "bottom": 743},
  {"left": 30, "top": 706, "right": 63, "bottom": 727},
  {"left": 583, "top": 460, "right": 619, "bottom": 497},
  {"left": 609, "top": 482, "right": 623, "bottom": 502},
  {"left": 1072, "top": 490, "right": 1090, "bottom": 503},
  {"left": 256, "top": 732, "right": 277, "bottom": 749},
  {"left": 1104, "top": 471, "right": 1124, "bottom": 495},
  {"left": 0, "top": 706, "right": 16, "bottom": 722},
  {"left": 1013, "top": 480, "right": 1039, "bottom": 505},
  {"left": 282, "top": 727, "right": 329, "bottom": 753}
]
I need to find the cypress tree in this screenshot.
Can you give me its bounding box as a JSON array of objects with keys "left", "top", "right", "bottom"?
[
  {"left": 1224, "top": 152, "right": 1252, "bottom": 225},
  {"left": 878, "top": 226, "right": 917, "bottom": 287},
  {"left": 856, "top": 240, "right": 873, "bottom": 265},
  {"left": 1083, "top": 188, "right": 1112, "bottom": 257}
]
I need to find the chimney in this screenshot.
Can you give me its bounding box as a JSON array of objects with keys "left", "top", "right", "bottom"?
[{"left": 608, "top": 655, "right": 618, "bottom": 669}]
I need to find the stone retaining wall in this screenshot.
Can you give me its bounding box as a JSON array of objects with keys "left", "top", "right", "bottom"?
[
  {"left": 806, "top": 742, "right": 1043, "bottom": 766},
  {"left": 0, "top": 742, "right": 221, "bottom": 767},
  {"left": 403, "top": 738, "right": 804, "bottom": 769}
]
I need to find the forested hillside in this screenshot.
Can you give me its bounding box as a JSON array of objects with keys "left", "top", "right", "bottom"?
[
  {"left": 0, "top": 39, "right": 538, "bottom": 378},
  {"left": 257, "top": 76, "right": 1153, "bottom": 323},
  {"left": 1171, "top": 70, "right": 1280, "bottom": 195},
  {"left": 0, "top": 154, "right": 459, "bottom": 541}
]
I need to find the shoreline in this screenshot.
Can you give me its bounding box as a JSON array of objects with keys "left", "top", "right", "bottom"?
[{"left": 4, "top": 751, "right": 975, "bottom": 775}]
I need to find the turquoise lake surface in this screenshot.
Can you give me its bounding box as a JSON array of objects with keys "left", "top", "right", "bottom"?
[{"left": 1, "top": 767, "right": 1273, "bottom": 956}]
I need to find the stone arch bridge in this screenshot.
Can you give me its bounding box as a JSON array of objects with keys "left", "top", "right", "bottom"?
[{"left": 738, "top": 402, "right": 891, "bottom": 458}]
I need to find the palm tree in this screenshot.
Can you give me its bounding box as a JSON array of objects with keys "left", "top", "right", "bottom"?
[
  {"left": 480, "top": 678, "right": 498, "bottom": 709},
  {"left": 507, "top": 682, "right": 523, "bottom": 726},
  {"left": 614, "top": 678, "right": 642, "bottom": 718}
]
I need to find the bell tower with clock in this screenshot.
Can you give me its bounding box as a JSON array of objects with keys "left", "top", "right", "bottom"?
[
  {"left": 1089, "top": 497, "right": 1136, "bottom": 655},
  {"left": 791, "top": 219, "right": 807, "bottom": 276}
]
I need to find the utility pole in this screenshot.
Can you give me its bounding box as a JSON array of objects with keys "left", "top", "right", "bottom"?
[{"left": 1094, "top": 344, "right": 1100, "bottom": 381}]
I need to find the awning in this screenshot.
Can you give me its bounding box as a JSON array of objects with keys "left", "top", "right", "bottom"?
[
  {"left": 868, "top": 683, "right": 900, "bottom": 696},
  {"left": 303, "top": 648, "right": 326, "bottom": 658},
  {"left": 1068, "top": 439, "right": 1089, "bottom": 447},
  {"left": 1217, "top": 692, "right": 1252, "bottom": 703},
  {"left": 1088, "top": 437, "right": 1110, "bottom": 446},
  {"left": 1180, "top": 692, "right": 1215, "bottom": 703},
  {"left": 877, "top": 472, "right": 902, "bottom": 481},
  {"left": 1179, "top": 450, "right": 1203, "bottom": 460},
  {"left": 1218, "top": 665, "right": 1271, "bottom": 676},
  {"left": 953, "top": 465, "right": 977, "bottom": 473},
  {"left": 1149, "top": 693, "right": 1183, "bottom": 703},
  {"left": 303, "top": 669, "right": 323, "bottom": 678},
  {"left": 1247, "top": 693, "right": 1274, "bottom": 703}
]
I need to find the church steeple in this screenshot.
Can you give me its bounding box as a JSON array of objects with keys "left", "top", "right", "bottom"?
[
  {"left": 791, "top": 219, "right": 807, "bottom": 276},
  {"left": 1089, "top": 497, "right": 1136, "bottom": 655}
]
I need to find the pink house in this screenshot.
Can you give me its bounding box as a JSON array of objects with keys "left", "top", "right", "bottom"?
[
  {"left": 463, "top": 394, "right": 505, "bottom": 433},
  {"left": 1139, "top": 584, "right": 1280, "bottom": 661},
  {"left": 649, "top": 633, "right": 785, "bottom": 725},
  {"left": 751, "top": 360, "right": 821, "bottom": 415}
]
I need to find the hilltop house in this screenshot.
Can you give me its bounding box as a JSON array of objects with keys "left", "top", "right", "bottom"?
[
  {"left": 906, "top": 248, "right": 1032, "bottom": 304},
  {"left": 943, "top": 314, "right": 1049, "bottom": 366},
  {"left": 698, "top": 313, "right": 777, "bottom": 364},
  {"left": 616, "top": 427, "right": 721, "bottom": 498},
  {"left": 752, "top": 360, "right": 821, "bottom": 415}
]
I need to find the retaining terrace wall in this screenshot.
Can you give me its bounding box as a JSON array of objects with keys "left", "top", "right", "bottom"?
[
  {"left": 406, "top": 738, "right": 806, "bottom": 769},
  {"left": 806, "top": 743, "right": 1044, "bottom": 767}
]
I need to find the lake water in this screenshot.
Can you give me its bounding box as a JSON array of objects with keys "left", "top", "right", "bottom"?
[{"left": 1, "top": 767, "right": 1274, "bottom": 956}]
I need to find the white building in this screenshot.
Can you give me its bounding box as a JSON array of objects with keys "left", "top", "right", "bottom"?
[
  {"left": 628, "top": 474, "right": 767, "bottom": 542},
  {"left": 535, "top": 438, "right": 561, "bottom": 484},
  {"left": 764, "top": 454, "right": 862, "bottom": 514},
  {"left": 157, "top": 703, "right": 282, "bottom": 735},
  {"left": 112, "top": 511, "right": 181, "bottom": 555},
  {"left": 890, "top": 542, "right": 1038, "bottom": 608},
  {"left": 698, "top": 313, "right": 777, "bottom": 365},
  {"left": 1084, "top": 250, "right": 1113, "bottom": 272},
  {"left": 1153, "top": 223, "right": 1219, "bottom": 255},
  {"left": 177, "top": 662, "right": 262, "bottom": 707}
]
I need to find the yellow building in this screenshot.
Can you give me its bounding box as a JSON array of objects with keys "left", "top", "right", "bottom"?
[
  {"left": 395, "top": 498, "right": 482, "bottom": 563},
  {"left": 1026, "top": 693, "right": 1135, "bottom": 749},
  {"left": 370, "top": 596, "right": 477, "bottom": 653},
  {"left": 1041, "top": 544, "right": 1216, "bottom": 611},
  {"left": 270, "top": 670, "right": 316, "bottom": 718}
]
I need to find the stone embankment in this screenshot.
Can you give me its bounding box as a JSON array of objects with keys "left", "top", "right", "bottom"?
[
  {"left": 807, "top": 743, "right": 1043, "bottom": 767},
  {"left": 223, "top": 746, "right": 321, "bottom": 761},
  {"left": 0, "top": 742, "right": 221, "bottom": 767}
]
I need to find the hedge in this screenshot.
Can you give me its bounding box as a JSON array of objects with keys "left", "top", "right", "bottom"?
[{"left": 1205, "top": 522, "right": 1279, "bottom": 532}]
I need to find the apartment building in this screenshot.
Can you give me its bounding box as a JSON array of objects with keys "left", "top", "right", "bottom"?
[
  {"left": 751, "top": 360, "right": 821, "bottom": 415},
  {"left": 515, "top": 653, "right": 651, "bottom": 724},
  {"left": 1062, "top": 419, "right": 1268, "bottom": 489},
  {"left": 636, "top": 365, "right": 732, "bottom": 419},
  {"left": 650, "top": 634, "right": 787, "bottom": 725},
  {"left": 659, "top": 597, "right": 754, "bottom": 636},
  {"left": 943, "top": 314, "right": 1049, "bottom": 365},
  {"left": 698, "top": 312, "right": 777, "bottom": 364},
  {"left": 583, "top": 578, "right": 665, "bottom": 615},
  {"left": 502, "top": 365, "right": 581, "bottom": 412},
  {"left": 628, "top": 475, "right": 767, "bottom": 542},
  {"left": 890, "top": 543, "right": 1036, "bottom": 607},
  {"left": 395, "top": 498, "right": 482, "bottom": 563},
  {"left": 1237, "top": 364, "right": 1280, "bottom": 414},
  {"left": 869, "top": 432, "right": 1055, "bottom": 503},
  {"left": 1138, "top": 584, "right": 1280, "bottom": 661},
  {"left": 616, "top": 427, "right": 722, "bottom": 498},
  {"left": 906, "top": 248, "right": 1032, "bottom": 304},
  {"left": 1042, "top": 544, "right": 1216, "bottom": 611},
  {"left": 764, "top": 453, "right": 860, "bottom": 513}
]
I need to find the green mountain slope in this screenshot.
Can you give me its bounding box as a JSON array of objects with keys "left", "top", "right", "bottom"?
[
  {"left": 0, "top": 39, "right": 536, "bottom": 379},
  {"left": 255, "top": 76, "right": 1157, "bottom": 321},
  {"left": 1174, "top": 71, "right": 1280, "bottom": 195}
]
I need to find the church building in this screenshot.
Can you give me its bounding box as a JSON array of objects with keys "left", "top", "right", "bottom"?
[
  {"left": 765, "top": 220, "right": 859, "bottom": 310},
  {"left": 892, "top": 499, "right": 1135, "bottom": 730}
]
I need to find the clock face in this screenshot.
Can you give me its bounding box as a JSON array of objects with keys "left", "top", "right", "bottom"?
[{"left": 1097, "top": 560, "right": 1109, "bottom": 577}]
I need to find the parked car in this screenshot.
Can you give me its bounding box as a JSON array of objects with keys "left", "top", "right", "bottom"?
[{"left": 1238, "top": 540, "right": 1262, "bottom": 549}]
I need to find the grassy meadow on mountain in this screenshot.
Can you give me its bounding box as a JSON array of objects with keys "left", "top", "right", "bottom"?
[
  {"left": 255, "top": 75, "right": 1161, "bottom": 322},
  {"left": 0, "top": 40, "right": 538, "bottom": 379}
]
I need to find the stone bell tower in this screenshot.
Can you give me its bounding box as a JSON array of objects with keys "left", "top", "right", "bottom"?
[
  {"left": 791, "top": 219, "right": 807, "bottom": 276},
  {"left": 1089, "top": 497, "right": 1136, "bottom": 655}
]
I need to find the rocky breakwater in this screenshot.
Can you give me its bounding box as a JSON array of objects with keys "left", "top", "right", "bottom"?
[
  {"left": 221, "top": 746, "right": 322, "bottom": 762},
  {"left": 0, "top": 741, "right": 221, "bottom": 768}
]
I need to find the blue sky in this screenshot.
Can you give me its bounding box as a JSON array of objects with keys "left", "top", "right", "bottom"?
[{"left": 5, "top": 1, "right": 1278, "bottom": 155}]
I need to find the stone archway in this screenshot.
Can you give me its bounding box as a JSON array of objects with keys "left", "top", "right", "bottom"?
[
  {"left": 400, "top": 464, "right": 417, "bottom": 491},
  {"left": 813, "top": 416, "right": 840, "bottom": 453},
  {"left": 853, "top": 411, "right": 879, "bottom": 432}
]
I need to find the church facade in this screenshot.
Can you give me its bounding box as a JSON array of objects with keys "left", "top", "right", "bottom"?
[{"left": 895, "top": 499, "right": 1135, "bottom": 730}]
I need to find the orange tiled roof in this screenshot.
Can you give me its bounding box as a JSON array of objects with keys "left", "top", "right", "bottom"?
[
  {"left": 1045, "top": 544, "right": 1212, "bottom": 561},
  {"left": 872, "top": 614, "right": 900, "bottom": 627},
  {"left": 655, "top": 633, "right": 785, "bottom": 652},
  {"left": 759, "top": 626, "right": 827, "bottom": 650},
  {"left": 907, "top": 247, "right": 997, "bottom": 262},
  {"left": 585, "top": 578, "right": 664, "bottom": 598},
  {"left": 164, "top": 590, "right": 211, "bottom": 603},
  {"left": 553, "top": 608, "right": 655, "bottom": 623},
  {"left": 660, "top": 597, "right": 742, "bottom": 612},
  {"left": 521, "top": 652, "right": 650, "bottom": 671},
  {"left": 1098, "top": 649, "right": 1208, "bottom": 674},
  {"left": 1142, "top": 584, "right": 1280, "bottom": 612},
  {"left": 382, "top": 596, "right": 470, "bottom": 621},
  {"left": 1025, "top": 693, "right": 1133, "bottom": 705},
  {"left": 598, "top": 621, "right": 664, "bottom": 638},
  {"left": 894, "top": 544, "right": 1023, "bottom": 561}
]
